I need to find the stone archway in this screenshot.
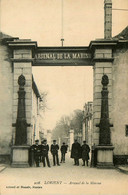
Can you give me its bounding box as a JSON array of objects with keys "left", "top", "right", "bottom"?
[{"left": 6, "top": 36, "right": 115, "bottom": 167}]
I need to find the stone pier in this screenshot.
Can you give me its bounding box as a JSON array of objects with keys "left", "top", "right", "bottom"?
[
  {"left": 8, "top": 39, "right": 36, "bottom": 167},
  {"left": 69, "top": 129, "right": 74, "bottom": 151}
]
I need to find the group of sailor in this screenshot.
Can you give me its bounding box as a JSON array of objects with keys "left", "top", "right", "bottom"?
[{"left": 31, "top": 139, "right": 68, "bottom": 167}]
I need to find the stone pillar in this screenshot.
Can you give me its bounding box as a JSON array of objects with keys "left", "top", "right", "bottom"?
[
  {"left": 97, "top": 75, "right": 113, "bottom": 144},
  {"left": 8, "top": 39, "right": 37, "bottom": 167},
  {"left": 90, "top": 116, "right": 93, "bottom": 146},
  {"left": 47, "top": 130, "right": 52, "bottom": 146},
  {"left": 96, "top": 75, "right": 114, "bottom": 168},
  {"left": 82, "top": 105, "right": 86, "bottom": 142},
  {"left": 104, "top": 0, "right": 112, "bottom": 39},
  {"left": 58, "top": 137, "right": 61, "bottom": 148},
  {"left": 69, "top": 129, "right": 74, "bottom": 151},
  {"left": 12, "top": 74, "right": 31, "bottom": 167},
  {"left": 82, "top": 121, "right": 85, "bottom": 142},
  {"left": 85, "top": 118, "right": 88, "bottom": 143},
  {"left": 14, "top": 74, "right": 31, "bottom": 145}
]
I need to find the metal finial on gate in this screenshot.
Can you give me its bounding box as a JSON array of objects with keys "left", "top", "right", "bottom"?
[
  {"left": 61, "top": 38, "right": 64, "bottom": 47},
  {"left": 60, "top": 0, "right": 65, "bottom": 46}
]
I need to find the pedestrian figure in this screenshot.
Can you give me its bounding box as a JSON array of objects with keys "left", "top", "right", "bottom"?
[
  {"left": 81, "top": 141, "right": 90, "bottom": 166},
  {"left": 31, "top": 139, "right": 41, "bottom": 167},
  {"left": 40, "top": 140, "right": 51, "bottom": 167},
  {"left": 71, "top": 139, "right": 81, "bottom": 166},
  {"left": 60, "top": 142, "right": 67, "bottom": 163},
  {"left": 51, "top": 140, "right": 60, "bottom": 166}
]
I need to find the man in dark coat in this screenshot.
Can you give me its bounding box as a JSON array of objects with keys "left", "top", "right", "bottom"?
[
  {"left": 71, "top": 139, "right": 81, "bottom": 166},
  {"left": 40, "top": 139, "right": 51, "bottom": 167},
  {"left": 50, "top": 140, "right": 60, "bottom": 166},
  {"left": 60, "top": 142, "right": 68, "bottom": 163},
  {"left": 31, "top": 139, "right": 41, "bottom": 167},
  {"left": 81, "top": 141, "right": 90, "bottom": 166}
]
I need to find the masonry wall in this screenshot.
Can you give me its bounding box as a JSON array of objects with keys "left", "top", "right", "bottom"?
[
  {"left": 112, "top": 48, "right": 128, "bottom": 156},
  {"left": 92, "top": 45, "right": 128, "bottom": 163},
  {"left": 0, "top": 41, "right": 13, "bottom": 161}
]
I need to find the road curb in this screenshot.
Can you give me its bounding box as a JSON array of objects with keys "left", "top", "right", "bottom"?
[
  {"left": 0, "top": 165, "right": 7, "bottom": 173},
  {"left": 116, "top": 166, "right": 128, "bottom": 175}
]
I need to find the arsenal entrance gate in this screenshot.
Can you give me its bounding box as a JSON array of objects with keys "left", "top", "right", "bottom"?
[
  {"left": 7, "top": 36, "right": 117, "bottom": 168},
  {"left": 1, "top": 0, "right": 128, "bottom": 168}
]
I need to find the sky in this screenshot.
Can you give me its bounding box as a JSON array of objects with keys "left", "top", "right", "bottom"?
[
  {"left": 0, "top": 0, "right": 128, "bottom": 129},
  {"left": 33, "top": 66, "right": 93, "bottom": 129}
]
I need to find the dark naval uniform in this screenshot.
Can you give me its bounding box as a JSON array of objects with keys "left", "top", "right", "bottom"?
[
  {"left": 71, "top": 141, "right": 81, "bottom": 166},
  {"left": 51, "top": 142, "right": 60, "bottom": 166},
  {"left": 81, "top": 142, "right": 90, "bottom": 166},
  {"left": 60, "top": 143, "right": 67, "bottom": 163},
  {"left": 31, "top": 142, "right": 41, "bottom": 167},
  {"left": 40, "top": 143, "right": 50, "bottom": 167}
]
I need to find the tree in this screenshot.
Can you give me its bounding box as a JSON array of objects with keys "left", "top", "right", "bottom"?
[
  {"left": 52, "top": 110, "right": 84, "bottom": 144},
  {"left": 71, "top": 109, "right": 83, "bottom": 134},
  {"left": 39, "top": 91, "right": 49, "bottom": 113},
  {"left": 52, "top": 115, "right": 70, "bottom": 143}
]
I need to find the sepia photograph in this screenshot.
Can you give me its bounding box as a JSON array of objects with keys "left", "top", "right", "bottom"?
[{"left": 0, "top": 0, "right": 128, "bottom": 194}]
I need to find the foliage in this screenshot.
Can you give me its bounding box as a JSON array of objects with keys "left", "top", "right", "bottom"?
[
  {"left": 52, "top": 109, "right": 84, "bottom": 143},
  {"left": 39, "top": 91, "right": 49, "bottom": 113},
  {"left": 52, "top": 115, "right": 70, "bottom": 140},
  {"left": 71, "top": 109, "right": 83, "bottom": 134}
]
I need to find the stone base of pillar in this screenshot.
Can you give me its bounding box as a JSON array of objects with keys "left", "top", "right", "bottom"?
[
  {"left": 11, "top": 146, "right": 30, "bottom": 168},
  {"left": 96, "top": 145, "right": 114, "bottom": 169}
]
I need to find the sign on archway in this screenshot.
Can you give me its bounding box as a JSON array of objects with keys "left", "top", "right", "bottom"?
[{"left": 34, "top": 47, "right": 92, "bottom": 66}]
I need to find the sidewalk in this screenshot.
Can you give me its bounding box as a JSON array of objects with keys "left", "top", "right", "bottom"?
[
  {"left": 116, "top": 165, "right": 128, "bottom": 175},
  {"left": 1, "top": 154, "right": 128, "bottom": 175}
]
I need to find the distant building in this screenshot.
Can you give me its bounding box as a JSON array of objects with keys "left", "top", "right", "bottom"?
[{"left": 32, "top": 76, "right": 42, "bottom": 143}]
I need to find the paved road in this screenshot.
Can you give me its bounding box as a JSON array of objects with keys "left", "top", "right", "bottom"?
[{"left": 0, "top": 152, "right": 128, "bottom": 195}]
